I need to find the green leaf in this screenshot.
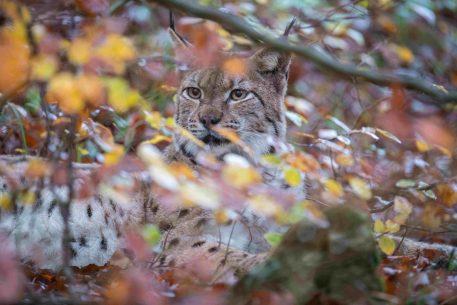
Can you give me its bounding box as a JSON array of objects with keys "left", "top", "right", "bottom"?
[
  {"left": 25, "top": 86, "right": 41, "bottom": 114},
  {"left": 448, "top": 256, "right": 457, "bottom": 272},
  {"left": 142, "top": 224, "right": 161, "bottom": 246},
  {"left": 395, "top": 179, "right": 416, "bottom": 188},
  {"left": 423, "top": 189, "right": 437, "bottom": 200},
  {"left": 264, "top": 232, "right": 283, "bottom": 247},
  {"left": 286, "top": 111, "right": 308, "bottom": 127}
]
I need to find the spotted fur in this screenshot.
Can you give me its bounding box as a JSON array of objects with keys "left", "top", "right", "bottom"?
[{"left": 0, "top": 34, "right": 301, "bottom": 281}]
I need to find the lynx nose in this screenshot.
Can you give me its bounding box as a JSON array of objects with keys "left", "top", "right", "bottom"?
[{"left": 199, "top": 111, "right": 222, "bottom": 129}]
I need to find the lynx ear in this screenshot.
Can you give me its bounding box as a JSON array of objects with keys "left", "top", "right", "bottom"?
[
  {"left": 250, "top": 48, "right": 291, "bottom": 75},
  {"left": 250, "top": 17, "right": 296, "bottom": 75},
  {"left": 168, "top": 10, "right": 192, "bottom": 49},
  {"left": 168, "top": 11, "right": 194, "bottom": 72}
]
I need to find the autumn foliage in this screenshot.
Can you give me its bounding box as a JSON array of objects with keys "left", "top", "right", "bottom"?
[{"left": 0, "top": 0, "right": 457, "bottom": 304}]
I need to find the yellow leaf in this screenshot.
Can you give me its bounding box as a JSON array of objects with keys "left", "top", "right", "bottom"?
[
  {"left": 335, "top": 154, "right": 354, "bottom": 167},
  {"left": 180, "top": 182, "right": 220, "bottom": 209},
  {"left": 222, "top": 164, "right": 261, "bottom": 188},
  {"left": 165, "top": 117, "right": 175, "bottom": 128},
  {"left": 261, "top": 154, "right": 282, "bottom": 166},
  {"left": 416, "top": 140, "right": 432, "bottom": 153},
  {"left": 77, "top": 145, "right": 89, "bottom": 156},
  {"left": 95, "top": 34, "right": 136, "bottom": 74},
  {"left": 385, "top": 219, "right": 400, "bottom": 233},
  {"left": 145, "top": 134, "right": 172, "bottom": 145},
  {"left": 0, "top": 2, "right": 30, "bottom": 43},
  {"left": 395, "top": 45, "right": 414, "bottom": 64},
  {"left": 378, "top": 236, "right": 396, "bottom": 255},
  {"left": 324, "top": 179, "right": 344, "bottom": 197},
  {"left": 374, "top": 220, "right": 385, "bottom": 233},
  {"left": 348, "top": 177, "right": 372, "bottom": 200},
  {"left": 104, "top": 145, "right": 124, "bottom": 166},
  {"left": 214, "top": 209, "right": 231, "bottom": 224},
  {"left": 68, "top": 38, "right": 92, "bottom": 65},
  {"left": 174, "top": 125, "right": 205, "bottom": 148},
  {"left": 19, "top": 190, "right": 36, "bottom": 205},
  {"left": 393, "top": 196, "right": 412, "bottom": 216},
  {"left": 31, "top": 54, "right": 58, "bottom": 81},
  {"left": 0, "top": 195, "right": 12, "bottom": 210},
  {"left": 104, "top": 77, "right": 142, "bottom": 113},
  {"left": 376, "top": 128, "right": 401, "bottom": 144},
  {"left": 216, "top": 27, "right": 231, "bottom": 38},
  {"left": 393, "top": 196, "right": 412, "bottom": 224},
  {"left": 144, "top": 111, "right": 163, "bottom": 129},
  {"left": 232, "top": 35, "right": 253, "bottom": 46},
  {"left": 284, "top": 167, "right": 302, "bottom": 187},
  {"left": 97, "top": 34, "right": 136, "bottom": 61},
  {"left": 159, "top": 84, "right": 177, "bottom": 93},
  {"left": 248, "top": 194, "right": 283, "bottom": 217}
]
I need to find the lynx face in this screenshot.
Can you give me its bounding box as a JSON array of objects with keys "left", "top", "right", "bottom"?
[{"left": 172, "top": 44, "right": 291, "bottom": 160}]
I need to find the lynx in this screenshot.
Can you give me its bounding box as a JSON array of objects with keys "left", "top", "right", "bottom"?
[{"left": 0, "top": 21, "right": 303, "bottom": 280}]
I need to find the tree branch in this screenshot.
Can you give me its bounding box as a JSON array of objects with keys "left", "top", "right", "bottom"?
[{"left": 150, "top": 0, "right": 457, "bottom": 106}]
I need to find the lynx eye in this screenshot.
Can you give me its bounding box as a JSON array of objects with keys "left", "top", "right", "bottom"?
[
  {"left": 230, "top": 89, "right": 248, "bottom": 101},
  {"left": 186, "top": 87, "right": 202, "bottom": 99}
]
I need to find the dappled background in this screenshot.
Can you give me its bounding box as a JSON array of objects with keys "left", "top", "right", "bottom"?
[{"left": 0, "top": 0, "right": 457, "bottom": 304}]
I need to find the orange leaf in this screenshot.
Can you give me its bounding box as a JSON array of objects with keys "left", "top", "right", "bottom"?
[
  {"left": 437, "top": 184, "right": 457, "bottom": 207},
  {"left": 25, "top": 159, "right": 50, "bottom": 178},
  {"left": 76, "top": 74, "right": 105, "bottom": 107},
  {"left": 222, "top": 57, "right": 247, "bottom": 76},
  {"left": 0, "top": 40, "right": 30, "bottom": 96},
  {"left": 46, "top": 73, "right": 84, "bottom": 114}
]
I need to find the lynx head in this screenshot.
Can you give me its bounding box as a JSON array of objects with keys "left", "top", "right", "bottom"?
[{"left": 169, "top": 22, "right": 292, "bottom": 161}]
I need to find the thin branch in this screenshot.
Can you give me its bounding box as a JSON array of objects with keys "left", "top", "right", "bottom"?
[
  {"left": 151, "top": 0, "right": 457, "bottom": 105},
  {"left": 369, "top": 200, "right": 393, "bottom": 213},
  {"left": 60, "top": 115, "right": 77, "bottom": 279}
]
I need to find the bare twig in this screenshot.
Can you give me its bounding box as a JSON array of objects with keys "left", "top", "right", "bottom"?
[
  {"left": 387, "top": 233, "right": 457, "bottom": 257},
  {"left": 393, "top": 227, "right": 408, "bottom": 256},
  {"left": 60, "top": 115, "right": 77, "bottom": 278},
  {"left": 151, "top": 0, "right": 457, "bottom": 105},
  {"left": 369, "top": 200, "right": 394, "bottom": 213}
]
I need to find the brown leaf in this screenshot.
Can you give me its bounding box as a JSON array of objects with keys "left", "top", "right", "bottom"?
[{"left": 75, "top": 0, "right": 109, "bottom": 17}]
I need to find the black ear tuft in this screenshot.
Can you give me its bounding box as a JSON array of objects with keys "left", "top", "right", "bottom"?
[
  {"left": 169, "top": 10, "right": 176, "bottom": 31},
  {"left": 168, "top": 10, "right": 192, "bottom": 48},
  {"left": 250, "top": 18, "right": 296, "bottom": 74},
  {"left": 283, "top": 17, "right": 297, "bottom": 37}
]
